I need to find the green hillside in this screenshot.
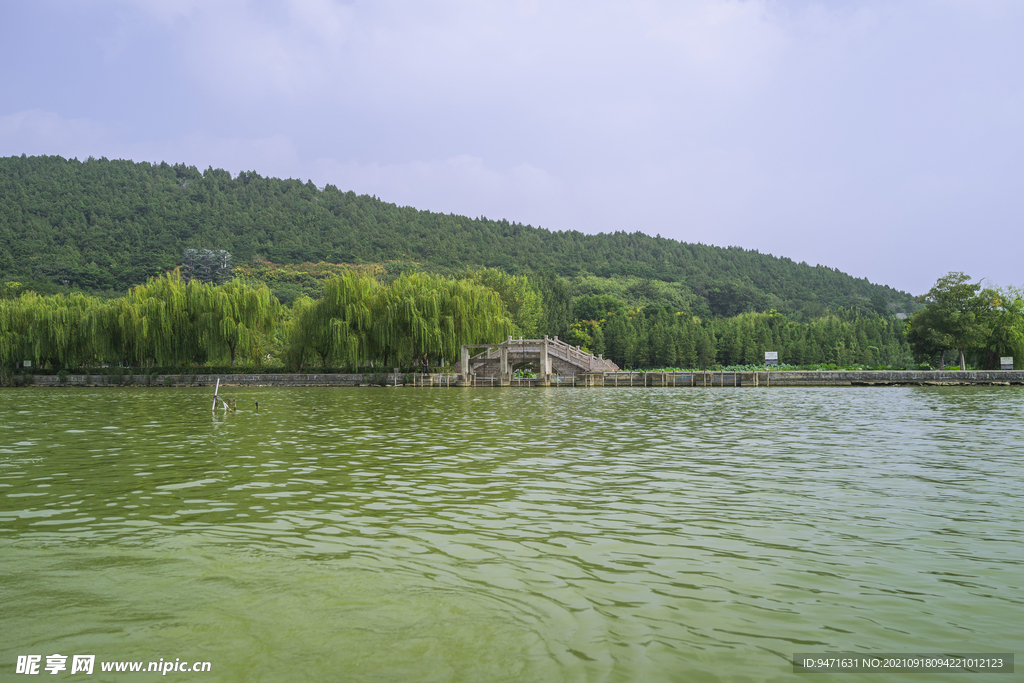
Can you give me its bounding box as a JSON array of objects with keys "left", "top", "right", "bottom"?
[{"left": 0, "top": 154, "right": 916, "bottom": 318}]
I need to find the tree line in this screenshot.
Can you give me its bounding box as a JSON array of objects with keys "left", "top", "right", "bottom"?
[
  {"left": 564, "top": 272, "right": 1023, "bottom": 371},
  {"left": 0, "top": 270, "right": 515, "bottom": 376},
  {"left": 2, "top": 259, "right": 1018, "bottom": 375},
  {"left": 563, "top": 307, "right": 913, "bottom": 370},
  {"left": 0, "top": 268, "right": 944, "bottom": 376},
  {"left": 0, "top": 272, "right": 279, "bottom": 371}
]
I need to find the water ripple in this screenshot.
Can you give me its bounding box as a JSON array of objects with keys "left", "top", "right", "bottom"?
[{"left": 1, "top": 386, "right": 1022, "bottom": 681}]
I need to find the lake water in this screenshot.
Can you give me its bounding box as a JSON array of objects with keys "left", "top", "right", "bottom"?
[{"left": 1, "top": 386, "right": 1021, "bottom": 682}]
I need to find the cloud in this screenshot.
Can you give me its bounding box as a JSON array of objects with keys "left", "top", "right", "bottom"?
[
  {"left": 0, "top": 110, "right": 113, "bottom": 160},
  {"left": 0, "top": 109, "right": 303, "bottom": 178},
  {"left": 109, "top": 0, "right": 789, "bottom": 109}
]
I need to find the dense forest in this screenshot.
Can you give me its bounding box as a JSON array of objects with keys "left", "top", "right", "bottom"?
[{"left": 0, "top": 155, "right": 916, "bottom": 319}]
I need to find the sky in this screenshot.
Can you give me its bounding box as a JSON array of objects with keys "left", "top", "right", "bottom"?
[{"left": 2, "top": 0, "right": 1022, "bottom": 295}]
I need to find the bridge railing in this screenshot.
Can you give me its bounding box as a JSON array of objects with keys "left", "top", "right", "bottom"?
[
  {"left": 546, "top": 337, "right": 618, "bottom": 371},
  {"left": 467, "top": 337, "right": 618, "bottom": 372}
]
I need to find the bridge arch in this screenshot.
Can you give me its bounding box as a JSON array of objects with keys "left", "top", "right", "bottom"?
[{"left": 456, "top": 336, "right": 619, "bottom": 385}]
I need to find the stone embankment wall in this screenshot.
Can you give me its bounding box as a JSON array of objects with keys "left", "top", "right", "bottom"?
[
  {"left": 756, "top": 370, "right": 1024, "bottom": 386},
  {"left": 18, "top": 373, "right": 372, "bottom": 388},
  {"left": 10, "top": 370, "right": 1024, "bottom": 388},
  {"left": 583, "top": 370, "right": 1024, "bottom": 387}
]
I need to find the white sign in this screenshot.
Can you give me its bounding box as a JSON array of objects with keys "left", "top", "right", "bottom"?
[
  {"left": 1000, "top": 356, "right": 1014, "bottom": 370},
  {"left": 23, "top": 360, "right": 31, "bottom": 368},
  {"left": 765, "top": 351, "right": 779, "bottom": 366}
]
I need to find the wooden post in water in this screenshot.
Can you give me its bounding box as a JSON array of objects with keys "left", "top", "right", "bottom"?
[{"left": 540, "top": 336, "right": 550, "bottom": 387}]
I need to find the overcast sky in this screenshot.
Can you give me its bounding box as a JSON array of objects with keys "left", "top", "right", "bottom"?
[{"left": 2, "top": 0, "right": 1021, "bottom": 294}]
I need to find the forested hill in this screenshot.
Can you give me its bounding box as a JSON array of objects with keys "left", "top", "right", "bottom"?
[{"left": 0, "top": 155, "right": 915, "bottom": 316}]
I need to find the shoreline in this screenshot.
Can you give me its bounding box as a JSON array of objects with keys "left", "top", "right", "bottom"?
[{"left": 8, "top": 369, "right": 1024, "bottom": 388}]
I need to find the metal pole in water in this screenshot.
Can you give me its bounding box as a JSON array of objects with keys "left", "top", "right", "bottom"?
[{"left": 212, "top": 378, "right": 220, "bottom": 411}]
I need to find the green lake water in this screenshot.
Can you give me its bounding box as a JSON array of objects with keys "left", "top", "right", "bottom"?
[{"left": 1, "top": 386, "right": 1021, "bottom": 682}]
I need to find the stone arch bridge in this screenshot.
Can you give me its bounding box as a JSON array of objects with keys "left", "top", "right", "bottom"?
[{"left": 456, "top": 336, "right": 618, "bottom": 385}]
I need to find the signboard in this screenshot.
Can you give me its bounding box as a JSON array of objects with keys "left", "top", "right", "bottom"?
[
  {"left": 1001, "top": 357, "right": 1014, "bottom": 370},
  {"left": 23, "top": 360, "right": 31, "bottom": 368},
  {"left": 765, "top": 351, "right": 779, "bottom": 367}
]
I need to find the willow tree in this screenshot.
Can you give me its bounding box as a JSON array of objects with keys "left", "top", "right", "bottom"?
[
  {"left": 120, "top": 270, "right": 201, "bottom": 367},
  {"left": 281, "top": 295, "right": 317, "bottom": 371},
  {"left": 195, "top": 278, "right": 280, "bottom": 365},
  {"left": 0, "top": 296, "right": 31, "bottom": 371},
  {"left": 21, "top": 293, "right": 108, "bottom": 368},
  {"left": 311, "top": 272, "right": 377, "bottom": 367},
  {"left": 368, "top": 272, "right": 513, "bottom": 366},
  {"left": 0, "top": 292, "right": 116, "bottom": 369}
]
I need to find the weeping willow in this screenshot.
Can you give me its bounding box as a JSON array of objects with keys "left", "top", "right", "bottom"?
[
  {"left": 280, "top": 295, "right": 318, "bottom": 371},
  {"left": 0, "top": 295, "right": 32, "bottom": 369},
  {"left": 280, "top": 274, "right": 377, "bottom": 370},
  {"left": 0, "top": 271, "right": 280, "bottom": 370},
  {"left": 368, "top": 272, "right": 513, "bottom": 366},
  {"left": 194, "top": 278, "right": 280, "bottom": 365},
  {"left": 283, "top": 272, "right": 514, "bottom": 370},
  {"left": 113, "top": 271, "right": 217, "bottom": 366},
  {"left": 1, "top": 269, "right": 513, "bottom": 372},
  {"left": 0, "top": 292, "right": 109, "bottom": 369}
]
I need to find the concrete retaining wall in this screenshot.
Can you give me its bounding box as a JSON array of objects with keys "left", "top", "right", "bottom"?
[
  {"left": 583, "top": 370, "right": 1024, "bottom": 387},
  {"left": 15, "top": 373, "right": 384, "bottom": 388},
  {"left": 10, "top": 369, "right": 1024, "bottom": 388}
]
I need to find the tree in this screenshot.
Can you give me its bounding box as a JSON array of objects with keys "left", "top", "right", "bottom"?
[
  {"left": 978, "top": 287, "right": 1024, "bottom": 370},
  {"left": 281, "top": 296, "right": 317, "bottom": 371},
  {"left": 368, "top": 272, "right": 513, "bottom": 366},
  {"left": 196, "top": 278, "right": 280, "bottom": 365},
  {"left": 907, "top": 272, "right": 995, "bottom": 370},
  {"left": 283, "top": 272, "right": 514, "bottom": 370},
  {"left": 536, "top": 274, "right": 572, "bottom": 339},
  {"left": 120, "top": 271, "right": 200, "bottom": 367},
  {"left": 182, "top": 249, "right": 233, "bottom": 285},
  {"left": 572, "top": 294, "right": 625, "bottom": 322},
  {"left": 468, "top": 268, "right": 542, "bottom": 337}
]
